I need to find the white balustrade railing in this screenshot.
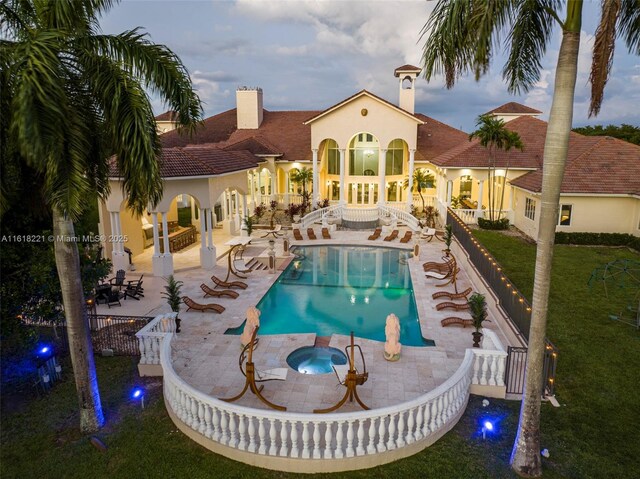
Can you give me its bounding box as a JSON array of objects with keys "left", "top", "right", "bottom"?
[
  {"left": 413, "top": 194, "right": 437, "bottom": 209},
  {"left": 342, "top": 207, "right": 378, "bottom": 223},
  {"left": 451, "top": 208, "right": 477, "bottom": 225},
  {"left": 436, "top": 198, "right": 448, "bottom": 224},
  {"left": 136, "top": 313, "right": 177, "bottom": 365},
  {"left": 152, "top": 323, "right": 508, "bottom": 466},
  {"left": 300, "top": 206, "right": 329, "bottom": 228},
  {"left": 379, "top": 205, "right": 420, "bottom": 231}
]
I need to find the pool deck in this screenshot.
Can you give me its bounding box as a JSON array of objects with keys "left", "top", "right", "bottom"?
[{"left": 98, "top": 228, "right": 524, "bottom": 413}]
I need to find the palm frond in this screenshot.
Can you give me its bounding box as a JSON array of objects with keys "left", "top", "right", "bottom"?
[
  {"left": 617, "top": 0, "right": 640, "bottom": 54},
  {"left": 503, "top": 0, "right": 560, "bottom": 93},
  {"left": 589, "top": 0, "right": 621, "bottom": 117}
]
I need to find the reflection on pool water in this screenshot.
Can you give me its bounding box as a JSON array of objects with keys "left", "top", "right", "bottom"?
[
  {"left": 253, "top": 245, "right": 433, "bottom": 347},
  {"left": 286, "top": 346, "right": 347, "bottom": 374}
]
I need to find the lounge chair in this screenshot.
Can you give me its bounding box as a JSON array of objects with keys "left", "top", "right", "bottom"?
[
  {"left": 109, "top": 269, "right": 126, "bottom": 290},
  {"left": 307, "top": 228, "right": 317, "bottom": 240},
  {"left": 211, "top": 275, "right": 248, "bottom": 290},
  {"left": 200, "top": 283, "right": 239, "bottom": 299},
  {"left": 182, "top": 296, "right": 225, "bottom": 314},
  {"left": 425, "top": 254, "right": 459, "bottom": 291},
  {"left": 293, "top": 229, "right": 303, "bottom": 241},
  {"left": 321, "top": 227, "right": 331, "bottom": 239},
  {"left": 420, "top": 228, "right": 437, "bottom": 242},
  {"left": 423, "top": 258, "right": 452, "bottom": 272},
  {"left": 383, "top": 229, "right": 399, "bottom": 242},
  {"left": 123, "top": 281, "right": 144, "bottom": 301},
  {"left": 106, "top": 288, "right": 123, "bottom": 308},
  {"left": 368, "top": 228, "right": 382, "bottom": 240},
  {"left": 440, "top": 317, "right": 474, "bottom": 328},
  {"left": 399, "top": 231, "right": 413, "bottom": 243},
  {"left": 432, "top": 287, "right": 472, "bottom": 301},
  {"left": 126, "top": 274, "right": 144, "bottom": 291},
  {"left": 436, "top": 301, "right": 470, "bottom": 312}
]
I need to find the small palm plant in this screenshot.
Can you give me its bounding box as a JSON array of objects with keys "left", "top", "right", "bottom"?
[
  {"left": 443, "top": 224, "right": 453, "bottom": 256},
  {"left": 162, "top": 275, "right": 183, "bottom": 333},
  {"left": 242, "top": 216, "right": 255, "bottom": 236},
  {"left": 467, "top": 292, "right": 490, "bottom": 347}
]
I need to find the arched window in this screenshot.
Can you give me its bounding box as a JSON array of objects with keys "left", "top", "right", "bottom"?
[
  {"left": 326, "top": 139, "right": 340, "bottom": 175},
  {"left": 402, "top": 76, "right": 413, "bottom": 90},
  {"left": 349, "top": 133, "right": 379, "bottom": 176},
  {"left": 385, "top": 139, "right": 405, "bottom": 176}
]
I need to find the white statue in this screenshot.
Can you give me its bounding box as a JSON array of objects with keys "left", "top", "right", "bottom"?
[
  {"left": 240, "top": 306, "right": 261, "bottom": 348},
  {"left": 383, "top": 313, "right": 402, "bottom": 361}
]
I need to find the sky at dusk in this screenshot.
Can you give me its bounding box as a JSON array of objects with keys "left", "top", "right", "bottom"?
[{"left": 101, "top": 0, "right": 640, "bottom": 132}]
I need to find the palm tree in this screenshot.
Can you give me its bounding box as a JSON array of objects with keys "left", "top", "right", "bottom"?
[
  {"left": 421, "top": 1, "right": 638, "bottom": 476},
  {"left": 403, "top": 168, "right": 435, "bottom": 213},
  {"left": 289, "top": 167, "right": 313, "bottom": 196},
  {"left": 469, "top": 115, "right": 523, "bottom": 223},
  {"left": 1, "top": 0, "right": 202, "bottom": 433}
]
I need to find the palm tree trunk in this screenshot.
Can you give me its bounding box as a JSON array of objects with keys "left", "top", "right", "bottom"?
[
  {"left": 498, "top": 166, "right": 510, "bottom": 220},
  {"left": 53, "top": 208, "right": 104, "bottom": 433},
  {"left": 511, "top": 4, "right": 582, "bottom": 476}
]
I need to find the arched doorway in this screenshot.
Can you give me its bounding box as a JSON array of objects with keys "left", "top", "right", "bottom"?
[{"left": 347, "top": 132, "right": 380, "bottom": 205}]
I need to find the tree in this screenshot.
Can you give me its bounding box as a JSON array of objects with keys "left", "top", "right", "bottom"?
[
  {"left": 469, "top": 115, "right": 523, "bottom": 223},
  {"left": 573, "top": 123, "right": 640, "bottom": 144},
  {"left": 289, "top": 167, "right": 313, "bottom": 196},
  {"left": 403, "top": 168, "right": 435, "bottom": 213},
  {"left": 1, "top": 0, "right": 202, "bottom": 433},
  {"left": 421, "top": 1, "right": 639, "bottom": 476}
]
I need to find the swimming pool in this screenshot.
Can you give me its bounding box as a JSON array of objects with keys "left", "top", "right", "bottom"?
[{"left": 246, "top": 245, "right": 432, "bottom": 347}]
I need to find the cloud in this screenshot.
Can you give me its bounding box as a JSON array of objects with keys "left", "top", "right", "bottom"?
[{"left": 193, "top": 71, "right": 240, "bottom": 83}]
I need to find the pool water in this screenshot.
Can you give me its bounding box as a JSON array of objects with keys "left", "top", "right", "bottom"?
[
  {"left": 251, "top": 245, "right": 433, "bottom": 347},
  {"left": 286, "top": 346, "right": 347, "bottom": 374}
]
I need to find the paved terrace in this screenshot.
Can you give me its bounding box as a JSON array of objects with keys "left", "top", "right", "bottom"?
[{"left": 97, "top": 229, "right": 523, "bottom": 413}]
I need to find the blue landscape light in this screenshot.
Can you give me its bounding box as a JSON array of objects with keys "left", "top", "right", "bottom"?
[
  {"left": 131, "top": 388, "right": 144, "bottom": 399},
  {"left": 484, "top": 420, "right": 494, "bottom": 431}
]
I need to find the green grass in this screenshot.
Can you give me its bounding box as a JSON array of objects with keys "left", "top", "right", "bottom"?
[{"left": 2, "top": 233, "right": 639, "bottom": 478}]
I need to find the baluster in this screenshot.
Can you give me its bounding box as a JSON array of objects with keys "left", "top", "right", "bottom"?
[
  {"left": 334, "top": 421, "right": 344, "bottom": 459},
  {"left": 220, "top": 410, "right": 229, "bottom": 446},
  {"left": 386, "top": 413, "right": 397, "bottom": 450},
  {"left": 212, "top": 407, "right": 221, "bottom": 442},
  {"left": 367, "top": 418, "right": 377, "bottom": 454},
  {"left": 473, "top": 354, "right": 481, "bottom": 384},
  {"left": 203, "top": 404, "right": 212, "bottom": 438},
  {"left": 480, "top": 354, "right": 489, "bottom": 385},
  {"left": 396, "top": 412, "right": 406, "bottom": 448},
  {"left": 197, "top": 401, "right": 206, "bottom": 435},
  {"left": 144, "top": 337, "right": 154, "bottom": 364},
  {"left": 290, "top": 422, "right": 299, "bottom": 458},
  {"left": 345, "top": 420, "right": 355, "bottom": 457},
  {"left": 257, "top": 417, "right": 266, "bottom": 454},
  {"left": 301, "top": 422, "right": 310, "bottom": 458},
  {"left": 430, "top": 400, "right": 438, "bottom": 432},
  {"left": 437, "top": 396, "right": 445, "bottom": 428},
  {"left": 238, "top": 414, "right": 247, "bottom": 450},
  {"left": 228, "top": 413, "right": 238, "bottom": 448},
  {"left": 183, "top": 396, "right": 192, "bottom": 427},
  {"left": 356, "top": 421, "right": 365, "bottom": 456},
  {"left": 268, "top": 419, "right": 277, "bottom": 456},
  {"left": 150, "top": 337, "right": 159, "bottom": 364},
  {"left": 191, "top": 398, "right": 200, "bottom": 431},
  {"left": 406, "top": 408, "right": 416, "bottom": 444},
  {"left": 247, "top": 416, "right": 257, "bottom": 453},
  {"left": 497, "top": 355, "right": 506, "bottom": 386},
  {"left": 377, "top": 416, "right": 387, "bottom": 452},
  {"left": 488, "top": 355, "right": 498, "bottom": 386},
  {"left": 415, "top": 404, "right": 424, "bottom": 441},
  {"left": 422, "top": 403, "right": 431, "bottom": 437},
  {"left": 442, "top": 391, "right": 450, "bottom": 423},
  {"left": 323, "top": 421, "right": 333, "bottom": 459},
  {"left": 312, "top": 422, "right": 321, "bottom": 459},
  {"left": 279, "top": 420, "right": 289, "bottom": 457},
  {"left": 138, "top": 337, "right": 147, "bottom": 363}
]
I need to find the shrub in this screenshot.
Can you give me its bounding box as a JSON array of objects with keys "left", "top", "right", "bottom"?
[
  {"left": 253, "top": 204, "right": 266, "bottom": 221},
  {"left": 478, "top": 217, "right": 510, "bottom": 230},
  {"left": 554, "top": 232, "right": 640, "bottom": 251}
]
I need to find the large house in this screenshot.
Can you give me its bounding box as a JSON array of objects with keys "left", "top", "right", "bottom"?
[{"left": 101, "top": 65, "right": 640, "bottom": 276}]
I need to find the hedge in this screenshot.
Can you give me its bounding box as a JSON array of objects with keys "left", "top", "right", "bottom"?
[
  {"left": 554, "top": 232, "right": 640, "bottom": 252},
  {"left": 478, "top": 217, "right": 510, "bottom": 230}
]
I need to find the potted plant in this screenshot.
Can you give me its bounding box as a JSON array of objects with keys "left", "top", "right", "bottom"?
[
  {"left": 242, "top": 216, "right": 254, "bottom": 236},
  {"left": 443, "top": 224, "right": 453, "bottom": 257},
  {"left": 269, "top": 200, "right": 278, "bottom": 229},
  {"left": 162, "top": 275, "right": 183, "bottom": 333},
  {"left": 468, "top": 292, "right": 490, "bottom": 347}
]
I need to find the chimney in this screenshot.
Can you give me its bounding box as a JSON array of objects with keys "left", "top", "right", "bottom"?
[
  {"left": 236, "top": 87, "right": 263, "bottom": 129},
  {"left": 394, "top": 64, "right": 422, "bottom": 114}
]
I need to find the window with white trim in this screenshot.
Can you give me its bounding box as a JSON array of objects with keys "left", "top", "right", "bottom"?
[
  {"left": 525, "top": 198, "right": 536, "bottom": 221},
  {"left": 558, "top": 204, "right": 572, "bottom": 226}
]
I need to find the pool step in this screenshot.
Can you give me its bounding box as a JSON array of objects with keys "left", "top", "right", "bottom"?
[
  {"left": 245, "top": 258, "right": 268, "bottom": 271},
  {"left": 314, "top": 336, "right": 331, "bottom": 348}
]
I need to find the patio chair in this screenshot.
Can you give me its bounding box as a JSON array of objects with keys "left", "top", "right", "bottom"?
[
  {"left": 123, "top": 281, "right": 144, "bottom": 301},
  {"left": 432, "top": 287, "right": 472, "bottom": 301},
  {"left": 440, "top": 317, "right": 474, "bottom": 328},
  {"left": 399, "top": 231, "right": 413, "bottom": 243},
  {"left": 293, "top": 229, "right": 303, "bottom": 241},
  {"left": 314, "top": 332, "right": 369, "bottom": 413},
  {"left": 321, "top": 227, "right": 332, "bottom": 239},
  {"left": 423, "top": 258, "right": 452, "bottom": 272},
  {"left": 383, "top": 229, "right": 399, "bottom": 242},
  {"left": 219, "top": 326, "right": 288, "bottom": 411},
  {"left": 307, "top": 228, "right": 317, "bottom": 240},
  {"left": 182, "top": 296, "right": 225, "bottom": 314},
  {"left": 200, "top": 283, "right": 239, "bottom": 299},
  {"left": 420, "top": 227, "right": 437, "bottom": 242},
  {"left": 126, "top": 274, "right": 144, "bottom": 292},
  {"left": 211, "top": 275, "right": 248, "bottom": 290},
  {"left": 368, "top": 227, "right": 382, "bottom": 240},
  {"left": 106, "top": 288, "right": 123, "bottom": 308},
  {"left": 109, "top": 269, "right": 126, "bottom": 290},
  {"left": 436, "top": 301, "right": 469, "bottom": 312},
  {"left": 425, "top": 255, "right": 459, "bottom": 292}
]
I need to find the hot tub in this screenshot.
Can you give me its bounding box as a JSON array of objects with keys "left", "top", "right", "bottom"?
[{"left": 286, "top": 346, "right": 347, "bottom": 375}]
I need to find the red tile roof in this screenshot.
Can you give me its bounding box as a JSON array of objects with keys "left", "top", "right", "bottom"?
[
  {"left": 161, "top": 109, "right": 238, "bottom": 147},
  {"left": 222, "top": 136, "right": 281, "bottom": 156},
  {"left": 485, "top": 102, "right": 542, "bottom": 115},
  {"left": 155, "top": 111, "right": 178, "bottom": 121},
  {"left": 511, "top": 136, "right": 640, "bottom": 195},
  {"left": 394, "top": 64, "right": 422, "bottom": 76},
  {"left": 414, "top": 114, "right": 469, "bottom": 162}
]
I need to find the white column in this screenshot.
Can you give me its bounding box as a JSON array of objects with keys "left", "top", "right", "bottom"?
[
  {"left": 161, "top": 213, "right": 170, "bottom": 255},
  {"left": 378, "top": 148, "right": 387, "bottom": 205},
  {"left": 270, "top": 171, "right": 277, "bottom": 200},
  {"left": 199, "top": 208, "right": 207, "bottom": 248},
  {"left": 407, "top": 149, "right": 415, "bottom": 210},
  {"left": 250, "top": 171, "right": 256, "bottom": 207},
  {"left": 446, "top": 180, "right": 453, "bottom": 205},
  {"left": 476, "top": 180, "right": 485, "bottom": 219},
  {"left": 339, "top": 149, "right": 346, "bottom": 205},
  {"left": 312, "top": 148, "right": 319, "bottom": 209},
  {"left": 153, "top": 212, "right": 173, "bottom": 276},
  {"left": 207, "top": 209, "right": 214, "bottom": 247},
  {"left": 284, "top": 171, "right": 290, "bottom": 205},
  {"left": 199, "top": 207, "right": 215, "bottom": 270},
  {"left": 257, "top": 170, "right": 263, "bottom": 203},
  {"left": 152, "top": 212, "right": 160, "bottom": 256},
  {"left": 190, "top": 197, "right": 196, "bottom": 226}
]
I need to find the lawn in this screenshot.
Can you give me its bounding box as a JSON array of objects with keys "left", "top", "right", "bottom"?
[{"left": 1, "top": 233, "right": 638, "bottom": 478}]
